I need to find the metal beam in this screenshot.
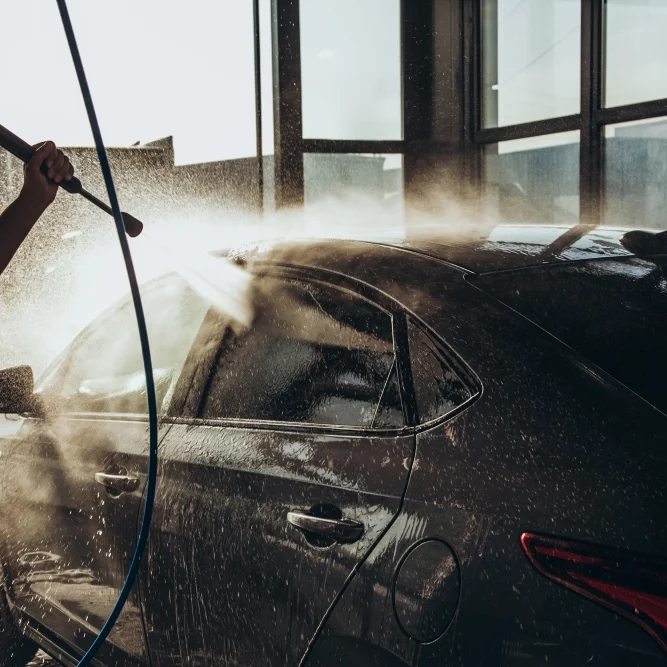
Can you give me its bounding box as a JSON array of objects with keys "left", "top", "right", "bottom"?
[
  {"left": 476, "top": 114, "right": 581, "bottom": 145},
  {"left": 597, "top": 97, "right": 667, "bottom": 126},
  {"left": 474, "top": 0, "right": 493, "bottom": 136},
  {"left": 459, "top": 0, "right": 482, "bottom": 211},
  {"left": 580, "top": 0, "right": 604, "bottom": 225},
  {"left": 402, "top": 0, "right": 435, "bottom": 203},
  {"left": 272, "top": 0, "right": 304, "bottom": 209},
  {"left": 301, "top": 139, "right": 405, "bottom": 155},
  {"left": 253, "top": 0, "right": 264, "bottom": 213},
  {"left": 402, "top": 0, "right": 435, "bottom": 143}
]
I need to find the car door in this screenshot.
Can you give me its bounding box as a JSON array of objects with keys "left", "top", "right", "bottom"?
[
  {"left": 4, "top": 274, "right": 208, "bottom": 665},
  {"left": 142, "top": 270, "right": 416, "bottom": 666}
]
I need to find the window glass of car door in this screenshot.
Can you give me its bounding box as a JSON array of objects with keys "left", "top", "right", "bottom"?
[
  {"left": 39, "top": 275, "right": 209, "bottom": 415},
  {"left": 407, "top": 319, "right": 472, "bottom": 424},
  {"left": 371, "top": 359, "right": 403, "bottom": 428},
  {"left": 200, "top": 276, "right": 401, "bottom": 428}
]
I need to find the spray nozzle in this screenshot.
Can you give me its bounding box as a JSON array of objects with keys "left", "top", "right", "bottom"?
[{"left": 0, "top": 122, "right": 144, "bottom": 238}]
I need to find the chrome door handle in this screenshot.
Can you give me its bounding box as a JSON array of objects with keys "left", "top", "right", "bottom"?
[
  {"left": 94, "top": 472, "right": 140, "bottom": 494},
  {"left": 287, "top": 510, "right": 364, "bottom": 544}
]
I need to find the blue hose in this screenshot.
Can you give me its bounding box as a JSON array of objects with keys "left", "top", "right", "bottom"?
[{"left": 54, "top": 1, "right": 160, "bottom": 665}]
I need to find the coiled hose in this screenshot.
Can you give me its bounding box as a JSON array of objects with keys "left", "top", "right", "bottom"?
[{"left": 54, "top": 1, "right": 160, "bottom": 665}]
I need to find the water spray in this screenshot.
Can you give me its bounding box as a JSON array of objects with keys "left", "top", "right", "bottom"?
[
  {"left": 52, "top": 1, "right": 158, "bottom": 665},
  {"left": 0, "top": 122, "right": 144, "bottom": 238}
]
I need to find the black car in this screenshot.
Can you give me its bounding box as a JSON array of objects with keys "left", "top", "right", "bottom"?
[{"left": 1, "top": 225, "right": 666, "bottom": 666}]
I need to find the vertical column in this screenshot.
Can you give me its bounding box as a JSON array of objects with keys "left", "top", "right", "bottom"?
[
  {"left": 403, "top": 0, "right": 435, "bottom": 209},
  {"left": 415, "top": 0, "right": 482, "bottom": 218},
  {"left": 479, "top": 0, "right": 497, "bottom": 131},
  {"left": 403, "top": 0, "right": 435, "bottom": 145},
  {"left": 253, "top": 0, "right": 264, "bottom": 213},
  {"left": 463, "top": 0, "right": 484, "bottom": 202},
  {"left": 580, "top": 0, "right": 604, "bottom": 225},
  {"left": 272, "top": 0, "right": 304, "bottom": 209}
]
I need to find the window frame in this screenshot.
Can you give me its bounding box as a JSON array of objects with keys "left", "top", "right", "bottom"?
[
  {"left": 473, "top": 0, "right": 667, "bottom": 227},
  {"left": 268, "top": 0, "right": 410, "bottom": 210},
  {"left": 268, "top": 0, "right": 667, "bottom": 221}
]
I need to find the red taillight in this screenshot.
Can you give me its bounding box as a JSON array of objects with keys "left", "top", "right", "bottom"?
[{"left": 521, "top": 532, "right": 667, "bottom": 653}]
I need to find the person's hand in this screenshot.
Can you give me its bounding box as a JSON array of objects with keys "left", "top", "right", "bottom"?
[{"left": 20, "top": 141, "right": 74, "bottom": 212}]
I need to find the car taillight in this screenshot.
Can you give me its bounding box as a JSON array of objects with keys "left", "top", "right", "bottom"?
[{"left": 521, "top": 532, "right": 667, "bottom": 653}]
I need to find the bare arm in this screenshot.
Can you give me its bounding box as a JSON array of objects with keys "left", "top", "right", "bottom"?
[{"left": 0, "top": 141, "right": 74, "bottom": 275}]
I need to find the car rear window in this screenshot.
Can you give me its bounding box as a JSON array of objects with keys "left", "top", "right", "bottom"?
[{"left": 473, "top": 257, "right": 667, "bottom": 412}]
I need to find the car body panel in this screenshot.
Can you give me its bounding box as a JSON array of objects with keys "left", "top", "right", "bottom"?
[
  {"left": 0, "top": 415, "right": 152, "bottom": 665},
  {"left": 2, "top": 231, "right": 666, "bottom": 665},
  {"left": 394, "top": 224, "right": 635, "bottom": 272},
  {"left": 139, "top": 267, "right": 423, "bottom": 665},
  {"left": 227, "top": 224, "right": 642, "bottom": 276},
  {"left": 143, "top": 423, "right": 414, "bottom": 666},
  {"left": 306, "top": 262, "right": 667, "bottom": 665},
  {"left": 470, "top": 255, "right": 667, "bottom": 413}
]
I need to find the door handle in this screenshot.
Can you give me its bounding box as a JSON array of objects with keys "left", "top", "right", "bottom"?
[
  {"left": 94, "top": 472, "right": 140, "bottom": 494},
  {"left": 287, "top": 510, "right": 364, "bottom": 544}
]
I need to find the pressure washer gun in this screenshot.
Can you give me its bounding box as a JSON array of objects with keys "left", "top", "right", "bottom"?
[{"left": 0, "top": 122, "right": 143, "bottom": 237}]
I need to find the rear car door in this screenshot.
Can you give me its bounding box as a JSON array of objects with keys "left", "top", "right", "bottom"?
[
  {"left": 2, "top": 274, "right": 208, "bottom": 665},
  {"left": 143, "top": 270, "right": 416, "bottom": 666}
]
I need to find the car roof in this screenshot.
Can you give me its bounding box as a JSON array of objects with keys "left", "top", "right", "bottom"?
[
  {"left": 217, "top": 224, "right": 649, "bottom": 276},
  {"left": 384, "top": 224, "right": 637, "bottom": 273}
]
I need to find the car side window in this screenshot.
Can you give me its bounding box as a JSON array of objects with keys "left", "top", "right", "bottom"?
[
  {"left": 407, "top": 319, "right": 471, "bottom": 424},
  {"left": 200, "top": 277, "right": 400, "bottom": 428},
  {"left": 40, "top": 275, "right": 209, "bottom": 415}
]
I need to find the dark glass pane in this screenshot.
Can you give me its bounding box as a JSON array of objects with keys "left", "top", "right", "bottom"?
[
  {"left": 484, "top": 132, "right": 580, "bottom": 224},
  {"left": 604, "top": 118, "right": 667, "bottom": 230},
  {"left": 372, "top": 362, "right": 404, "bottom": 428},
  {"left": 201, "top": 278, "right": 395, "bottom": 427},
  {"left": 408, "top": 321, "right": 471, "bottom": 424},
  {"left": 41, "top": 276, "right": 208, "bottom": 414},
  {"left": 303, "top": 153, "right": 404, "bottom": 235}
]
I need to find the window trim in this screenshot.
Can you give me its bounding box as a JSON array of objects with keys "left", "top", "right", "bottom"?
[
  {"left": 161, "top": 415, "right": 415, "bottom": 439},
  {"left": 171, "top": 295, "right": 481, "bottom": 436},
  {"left": 406, "top": 315, "right": 482, "bottom": 433}
]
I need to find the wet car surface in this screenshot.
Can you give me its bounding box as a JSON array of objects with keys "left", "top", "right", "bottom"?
[
  {"left": 1, "top": 226, "right": 666, "bottom": 666},
  {"left": 27, "top": 652, "right": 58, "bottom": 666}
]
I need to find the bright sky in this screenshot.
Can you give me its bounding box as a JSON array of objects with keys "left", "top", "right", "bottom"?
[
  {"left": 2, "top": 1, "right": 665, "bottom": 164},
  {"left": 1, "top": 0, "right": 404, "bottom": 165},
  {"left": 300, "top": 0, "right": 402, "bottom": 140},
  {"left": 0, "top": 0, "right": 260, "bottom": 165}
]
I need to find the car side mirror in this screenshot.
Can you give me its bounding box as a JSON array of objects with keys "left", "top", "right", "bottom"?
[{"left": 0, "top": 365, "right": 35, "bottom": 414}]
